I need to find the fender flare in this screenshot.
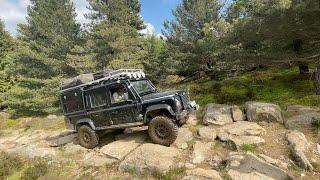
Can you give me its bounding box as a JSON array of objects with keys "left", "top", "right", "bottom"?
[
  {"left": 76, "top": 118, "right": 96, "bottom": 130},
  {"left": 144, "top": 104, "right": 175, "bottom": 122}
]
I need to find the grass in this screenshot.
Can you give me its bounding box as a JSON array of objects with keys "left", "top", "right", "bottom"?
[
  {"left": 240, "top": 144, "right": 256, "bottom": 152},
  {"left": 170, "top": 66, "right": 320, "bottom": 108},
  {"left": 154, "top": 167, "right": 186, "bottom": 180},
  {"left": 0, "top": 152, "right": 77, "bottom": 180}
]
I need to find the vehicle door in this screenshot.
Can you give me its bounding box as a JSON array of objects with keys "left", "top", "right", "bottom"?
[
  {"left": 107, "top": 82, "right": 140, "bottom": 125},
  {"left": 84, "top": 86, "right": 111, "bottom": 127}
]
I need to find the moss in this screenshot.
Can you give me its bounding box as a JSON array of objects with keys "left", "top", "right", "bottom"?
[
  {"left": 240, "top": 144, "right": 256, "bottom": 152},
  {"left": 4, "top": 119, "right": 19, "bottom": 128},
  {"left": 154, "top": 167, "right": 186, "bottom": 180}
]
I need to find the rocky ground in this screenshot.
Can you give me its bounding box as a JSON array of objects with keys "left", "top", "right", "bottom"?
[{"left": 0, "top": 102, "right": 320, "bottom": 179}]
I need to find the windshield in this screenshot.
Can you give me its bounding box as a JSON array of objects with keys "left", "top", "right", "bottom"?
[{"left": 131, "top": 80, "right": 156, "bottom": 95}]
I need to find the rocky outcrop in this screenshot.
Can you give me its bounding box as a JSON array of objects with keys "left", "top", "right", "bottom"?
[
  {"left": 173, "top": 127, "right": 194, "bottom": 149},
  {"left": 285, "top": 113, "right": 320, "bottom": 130},
  {"left": 119, "top": 143, "right": 180, "bottom": 174},
  {"left": 186, "top": 114, "right": 198, "bottom": 126},
  {"left": 46, "top": 132, "right": 77, "bottom": 147},
  {"left": 217, "top": 121, "right": 266, "bottom": 149},
  {"left": 182, "top": 168, "right": 222, "bottom": 180},
  {"left": 226, "top": 152, "right": 291, "bottom": 180},
  {"left": 82, "top": 152, "right": 117, "bottom": 167},
  {"left": 192, "top": 141, "right": 214, "bottom": 164},
  {"left": 245, "top": 102, "right": 283, "bottom": 123},
  {"left": 198, "top": 126, "right": 217, "bottom": 141},
  {"left": 286, "top": 130, "right": 313, "bottom": 170},
  {"left": 203, "top": 104, "right": 243, "bottom": 125},
  {"left": 100, "top": 133, "right": 147, "bottom": 160}
]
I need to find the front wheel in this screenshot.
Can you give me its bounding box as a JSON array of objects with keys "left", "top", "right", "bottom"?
[
  {"left": 78, "top": 125, "right": 99, "bottom": 149},
  {"left": 148, "top": 116, "right": 178, "bottom": 146}
]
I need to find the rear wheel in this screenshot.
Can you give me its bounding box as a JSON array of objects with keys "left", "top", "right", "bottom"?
[
  {"left": 78, "top": 125, "right": 99, "bottom": 149},
  {"left": 148, "top": 116, "right": 178, "bottom": 146}
]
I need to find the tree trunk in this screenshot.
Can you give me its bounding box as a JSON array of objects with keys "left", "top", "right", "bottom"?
[
  {"left": 298, "top": 62, "right": 309, "bottom": 74},
  {"left": 316, "top": 64, "right": 320, "bottom": 95}
]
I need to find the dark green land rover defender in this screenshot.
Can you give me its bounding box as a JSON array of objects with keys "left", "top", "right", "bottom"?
[{"left": 60, "top": 69, "right": 197, "bottom": 148}]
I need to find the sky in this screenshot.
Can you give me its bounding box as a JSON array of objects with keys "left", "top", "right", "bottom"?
[{"left": 0, "top": 0, "right": 181, "bottom": 36}]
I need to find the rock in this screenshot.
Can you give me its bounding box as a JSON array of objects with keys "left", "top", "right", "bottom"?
[
  {"left": 192, "top": 141, "right": 214, "bottom": 164},
  {"left": 0, "top": 111, "right": 11, "bottom": 120},
  {"left": 173, "top": 127, "right": 193, "bottom": 149},
  {"left": 245, "top": 102, "right": 283, "bottom": 123},
  {"left": 203, "top": 104, "right": 234, "bottom": 125},
  {"left": 82, "top": 152, "right": 117, "bottom": 167},
  {"left": 186, "top": 114, "right": 198, "bottom": 126},
  {"left": 228, "top": 169, "right": 274, "bottom": 180},
  {"left": 285, "top": 113, "right": 320, "bottom": 129},
  {"left": 182, "top": 168, "right": 223, "bottom": 180},
  {"left": 317, "top": 144, "right": 320, "bottom": 155},
  {"left": 185, "top": 163, "right": 196, "bottom": 169},
  {"left": 258, "top": 154, "right": 288, "bottom": 170},
  {"left": 47, "top": 114, "right": 58, "bottom": 120},
  {"left": 227, "top": 152, "right": 290, "bottom": 180},
  {"left": 46, "top": 133, "right": 77, "bottom": 147},
  {"left": 64, "top": 144, "right": 86, "bottom": 154},
  {"left": 198, "top": 126, "right": 217, "bottom": 141},
  {"left": 209, "top": 155, "right": 223, "bottom": 169},
  {"left": 286, "top": 130, "right": 313, "bottom": 170},
  {"left": 286, "top": 105, "right": 320, "bottom": 117},
  {"left": 100, "top": 133, "right": 146, "bottom": 160},
  {"left": 6, "top": 143, "right": 56, "bottom": 159},
  {"left": 217, "top": 121, "right": 266, "bottom": 149},
  {"left": 231, "top": 106, "right": 244, "bottom": 122},
  {"left": 119, "top": 143, "right": 180, "bottom": 174}
]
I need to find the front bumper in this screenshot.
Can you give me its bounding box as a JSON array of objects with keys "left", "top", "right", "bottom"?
[{"left": 176, "top": 101, "right": 198, "bottom": 123}]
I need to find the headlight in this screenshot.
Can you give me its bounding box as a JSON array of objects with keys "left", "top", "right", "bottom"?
[{"left": 175, "top": 98, "right": 183, "bottom": 111}]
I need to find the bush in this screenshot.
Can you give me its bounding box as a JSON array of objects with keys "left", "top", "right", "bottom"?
[
  {"left": 0, "top": 152, "right": 24, "bottom": 178},
  {"left": 21, "top": 158, "right": 49, "bottom": 180}
]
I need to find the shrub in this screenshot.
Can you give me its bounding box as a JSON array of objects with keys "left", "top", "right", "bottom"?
[
  {"left": 0, "top": 152, "right": 24, "bottom": 178},
  {"left": 21, "top": 158, "right": 49, "bottom": 180}
]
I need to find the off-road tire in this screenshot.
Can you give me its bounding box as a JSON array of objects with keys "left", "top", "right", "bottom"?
[
  {"left": 78, "top": 125, "right": 99, "bottom": 149},
  {"left": 148, "top": 116, "right": 178, "bottom": 146}
]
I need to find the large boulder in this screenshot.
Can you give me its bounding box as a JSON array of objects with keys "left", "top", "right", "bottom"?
[
  {"left": 203, "top": 104, "right": 234, "bottom": 125},
  {"left": 182, "top": 168, "right": 223, "bottom": 180},
  {"left": 173, "top": 127, "right": 194, "bottom": 149},
  {"left": 286, "top": 130, "right": 313, "bottom": 170},
  {"left": 46, "top": 132, "right": 77, "bottom": 147},
  {"left": 226, "top": 152, "right": 291, "bottom": 180},
  {"left": 217, "top": 121, "right": 266, "bottom": 149},
  {"left": 119, "top": 143, "right": 180, "bottom": 174},
  {"left": 198, "top": 126, "right": 217, "bottom": 141},
  {"left": 100, "top": 133, "right": 147, "bottom": 160},
  {"left": 192, "top": 141, "right": 214, "bottom": 164},
  {"left": 285, "top": 113, "right": 320, "bottom": 130},
  {"left": 231, "top": 106, "right": 244, "bottom": 122},
  {"left": 286, "top": 105, "right": 320, "bottom": 118},
  {"left": 245, "top": 102, "right": 283, "bottom": 123}
]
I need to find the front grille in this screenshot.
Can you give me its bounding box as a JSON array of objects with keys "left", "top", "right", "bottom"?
[{"left": 179, "top": 92, "right": 190, "bottom": 109}]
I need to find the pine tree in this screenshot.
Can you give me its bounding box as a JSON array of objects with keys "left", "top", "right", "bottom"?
[
  {"left": 0, "top": 20, "right": 14, "bottom": 96},
  {"left": 164, "top": 0, "right": 226, "bottom": 76},
  {"left": 1, "top": 0, "right": 80, "bottom": 115},
  {"left": 87, "top": 0, "right": 147, "bottom": 69}
]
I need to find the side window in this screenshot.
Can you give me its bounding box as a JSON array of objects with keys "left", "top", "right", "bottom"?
[
  {"left": 109, "top": 84, "right": 131, "bottom": 104},
  {"left": 87, "top": 88, "right": 107, "bottom": 108},
  {"left": 62, "top": 90, "right": 83, "bottom": 113}
]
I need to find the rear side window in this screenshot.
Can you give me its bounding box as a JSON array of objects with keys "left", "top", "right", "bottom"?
[
  {"left": 62, "top": 90, "right": 83, "bottom": 113},
  {"left": 86, "top": 88, "right": 107, "bottom": 108}
]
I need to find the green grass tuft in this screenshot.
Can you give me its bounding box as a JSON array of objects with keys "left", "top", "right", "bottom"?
[{"left": 240, "top": 144, "right": 256, "bottom": 152}]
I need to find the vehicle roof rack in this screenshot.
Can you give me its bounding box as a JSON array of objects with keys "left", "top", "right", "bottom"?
[{"left": 61, "top": 69, "right": 146, "bottom": 92}]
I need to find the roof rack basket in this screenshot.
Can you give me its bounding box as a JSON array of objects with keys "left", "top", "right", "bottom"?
[{"left": 93, "top": 69, "right": 145, "bottom": 80}]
